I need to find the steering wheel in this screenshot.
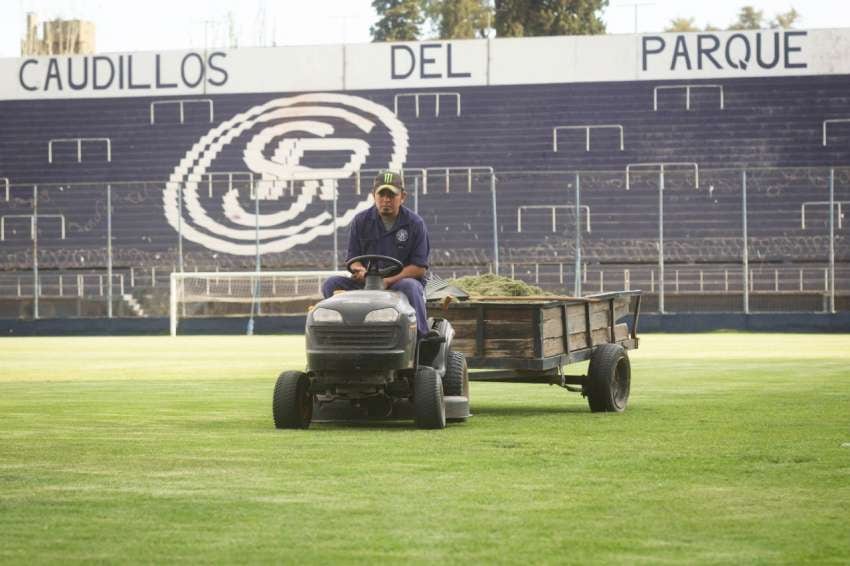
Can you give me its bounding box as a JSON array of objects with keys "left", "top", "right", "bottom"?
[{"left": 346, "top": 254, "right": 404, "bottom": 278}]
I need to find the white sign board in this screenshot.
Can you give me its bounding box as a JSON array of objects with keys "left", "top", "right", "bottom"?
[{"left": 1, "top": 28, "right": 849, "bottom": 101}]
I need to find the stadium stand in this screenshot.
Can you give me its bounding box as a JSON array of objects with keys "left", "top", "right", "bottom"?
[{"left": 1, "top": 44, "right": 849, "bottom": 317}]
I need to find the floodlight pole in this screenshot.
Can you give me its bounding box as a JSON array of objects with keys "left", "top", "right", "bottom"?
[{"left": 620, "top": 1, "right": 654, "bottom": 33}]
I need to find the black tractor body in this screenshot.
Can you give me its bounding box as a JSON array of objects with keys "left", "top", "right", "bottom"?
[{"left": 273, "top": 254, "right": 470, "bottom": 429}]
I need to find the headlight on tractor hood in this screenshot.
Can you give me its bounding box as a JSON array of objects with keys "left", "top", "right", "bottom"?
[
  {"left": 312, "top": 308, "right": 343, "bottom": 323},
  {"left": 364, "top": 307, "right": 399, "bottom": 323}
]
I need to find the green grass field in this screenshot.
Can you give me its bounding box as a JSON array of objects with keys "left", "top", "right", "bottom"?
[{"left": 1, "top": 334, "right": 849, "bottom": 564}]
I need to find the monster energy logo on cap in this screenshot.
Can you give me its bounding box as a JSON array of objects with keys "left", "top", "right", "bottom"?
[{"left": 373, "top": 169, "right": 404, "bottom": 194}]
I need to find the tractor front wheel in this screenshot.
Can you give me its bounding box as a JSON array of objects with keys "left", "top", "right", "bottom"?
[{"left": 273, "top": 370, "right": 313, "bottom": 429}]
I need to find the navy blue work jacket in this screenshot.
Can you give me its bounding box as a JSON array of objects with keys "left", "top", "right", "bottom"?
[{"left": 346, "top": 205, "right": 430, "bottom": 272}]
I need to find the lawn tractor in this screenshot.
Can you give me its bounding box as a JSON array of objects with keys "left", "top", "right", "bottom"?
[{"left": 272, "top": 254, "right": 471, "bottom": 429}]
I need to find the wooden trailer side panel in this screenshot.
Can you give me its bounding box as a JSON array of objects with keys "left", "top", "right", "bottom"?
[
  {"left": 427, "top": 295, "right": 633, "bottom": 359},
  {"left": 443, "top": 305, "right": 538, "bottom": 358}
]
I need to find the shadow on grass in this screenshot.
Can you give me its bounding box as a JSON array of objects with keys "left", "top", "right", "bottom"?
[
  {"left": 258, "top": 396, "right": 634, "bottom": 432},
  {"left": 303, "top": 403, "right": 591, "bottom": 430},
  {"left": 310, "top": 419, "right": 426, "bottom": 431},
  {"left": 473, "top": 404, "right": 590, "bottom": 417}
]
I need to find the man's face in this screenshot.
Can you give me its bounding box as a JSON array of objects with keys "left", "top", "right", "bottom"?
[{"left": 374, "top": 188, "right": 405, "bottom": 217}]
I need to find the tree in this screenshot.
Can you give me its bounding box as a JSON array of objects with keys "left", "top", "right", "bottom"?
[
  {"left": 371, "top": 0, "right": 424, "bottom": 41},
  {"left": 728, "top": 5, "right": 764, "bottom": 30},
  {"left": 494, "top": 0, "right": 608, "bottom": 38},
  {"left": 770, "top": 8, "right": 799, "bottom": 29},
  {"left": 424, "top": 0, "right": 493, "bottom": 39},
  {"left": 727, "top": 5, "right": 800, "bottom": 30},
  {"left": 665, "top": 17, "right": 699, "bottom": 33},
  {"left": 664, "top": 5, "right": 800, "bottom": 32}
]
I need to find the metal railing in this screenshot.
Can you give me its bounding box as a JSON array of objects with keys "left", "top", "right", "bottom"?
[{"left": 1, "top": 166, "right": 847, "bottom": 318}]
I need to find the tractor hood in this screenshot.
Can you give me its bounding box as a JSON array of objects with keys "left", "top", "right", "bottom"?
[
  {"left": 313, "top": 290, "right": 416, "bottom": 323},
  {"left": 306, "top": 289, "right": 419, "bottom": 371}
]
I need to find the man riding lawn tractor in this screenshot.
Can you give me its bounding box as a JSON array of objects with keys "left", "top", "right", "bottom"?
[{"left": 272, "top": 171, "right": 471, "bottom": 429}]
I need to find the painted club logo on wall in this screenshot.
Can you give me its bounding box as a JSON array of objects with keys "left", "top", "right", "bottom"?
[{"left": 163, "top": 93, "right": 409, "bottom": 255}]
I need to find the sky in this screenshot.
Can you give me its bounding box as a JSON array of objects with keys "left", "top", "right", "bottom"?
[{"left": 0, "top": 0, "right": 847, "bottom": 57}]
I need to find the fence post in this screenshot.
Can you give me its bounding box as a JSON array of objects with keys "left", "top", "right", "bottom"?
[
  {"left": 33, "top": 184, "right": 39, "bottom": 320},
  {"left": 658, "top": 169, "right": 665, "bottom": 314},
  {"left": 574, "top": 172, "right": 582, "bottom": 297},
  {"left": 742, "top": 170, "right": 750, "bottom": 314},
  {"left": 107, "top": 184, "right": 113, "bottom": 318},
  {"left": 413, "top": 176, "right": 419, "bottom": 214},
  {"left": 177, "top": 182, "right": 184, "bottom": 273},
  {"left": 332, "top": 179, "right": 338, "bottom": 271},
  {"left": 251, "top": 177, "right": 262, "bottom": 328},
  {"left": 169, "top": 273, "right": 178, "bottom": 337},
  {"left": 829, "top": 168, "right": 836, "bottom": 313},
  {"left": 490, "top": 171, "right": 499, "bottom": 275}
]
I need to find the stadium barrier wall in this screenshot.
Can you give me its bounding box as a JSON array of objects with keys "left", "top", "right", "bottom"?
[{"left": 2, "top": 313, "right": 849, "bottom": 336}]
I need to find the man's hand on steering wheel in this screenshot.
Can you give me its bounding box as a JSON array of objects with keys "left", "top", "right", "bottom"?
[
  {"left": 346, "top": 255, "right": 404, "bottom": 287},
  {"left": 349, "top": 261, "right": 366, "bottom": 282}
]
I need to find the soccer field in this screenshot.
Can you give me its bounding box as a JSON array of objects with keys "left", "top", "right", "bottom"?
[{"left": 1, "top": 333, "right": 849, "bottom": 563}]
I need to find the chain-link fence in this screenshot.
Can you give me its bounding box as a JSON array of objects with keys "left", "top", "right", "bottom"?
[{"left": 0, "top": 166, "right": 846, "bottom": 318}]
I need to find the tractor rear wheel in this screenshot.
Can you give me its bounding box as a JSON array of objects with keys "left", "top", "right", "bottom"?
[
  {"left": 585, "top": 344, "right": 630, "bottom": 413},
  {"left": 414, "top": 366, "right": 446, "bottom": 429},
  {"left": 273, "top": 370, "right": 313, "bottom": 429},
  {"left": 443, "top": 351, "right": 469, "bottom": 422},
  {"left": 443, "top": 351, "right": 469, "bottom": 398}
]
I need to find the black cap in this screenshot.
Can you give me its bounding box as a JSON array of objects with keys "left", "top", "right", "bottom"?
[{"left": 373, "top": 170, "right": 404, "bottom": 194}]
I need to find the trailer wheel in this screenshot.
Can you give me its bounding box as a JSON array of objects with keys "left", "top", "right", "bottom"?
[
  {"left": 444, "top": 351, "right": 469, "bottom": 398},
  {"left": 585, "top": 344, "right": 630, "bottom": 413},
  {"left": 414, "top": 367, "right": 446, "bottom": 429},
  {"left": 273, "top": 371, "right": 313, "bottom": 429}
]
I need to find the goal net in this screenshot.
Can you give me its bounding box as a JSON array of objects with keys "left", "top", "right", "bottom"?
[{"left": 169, "top": 270, "right": 345, "bottom": 336}]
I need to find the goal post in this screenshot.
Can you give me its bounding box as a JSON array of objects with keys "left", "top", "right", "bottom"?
[{"left": 169, "top": 270, "right": 346, "bottom": 336}]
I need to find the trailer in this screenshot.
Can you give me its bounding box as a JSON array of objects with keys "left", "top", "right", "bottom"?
[{"left": 426, "top": 290, "right": 642, "bottom": 412}]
